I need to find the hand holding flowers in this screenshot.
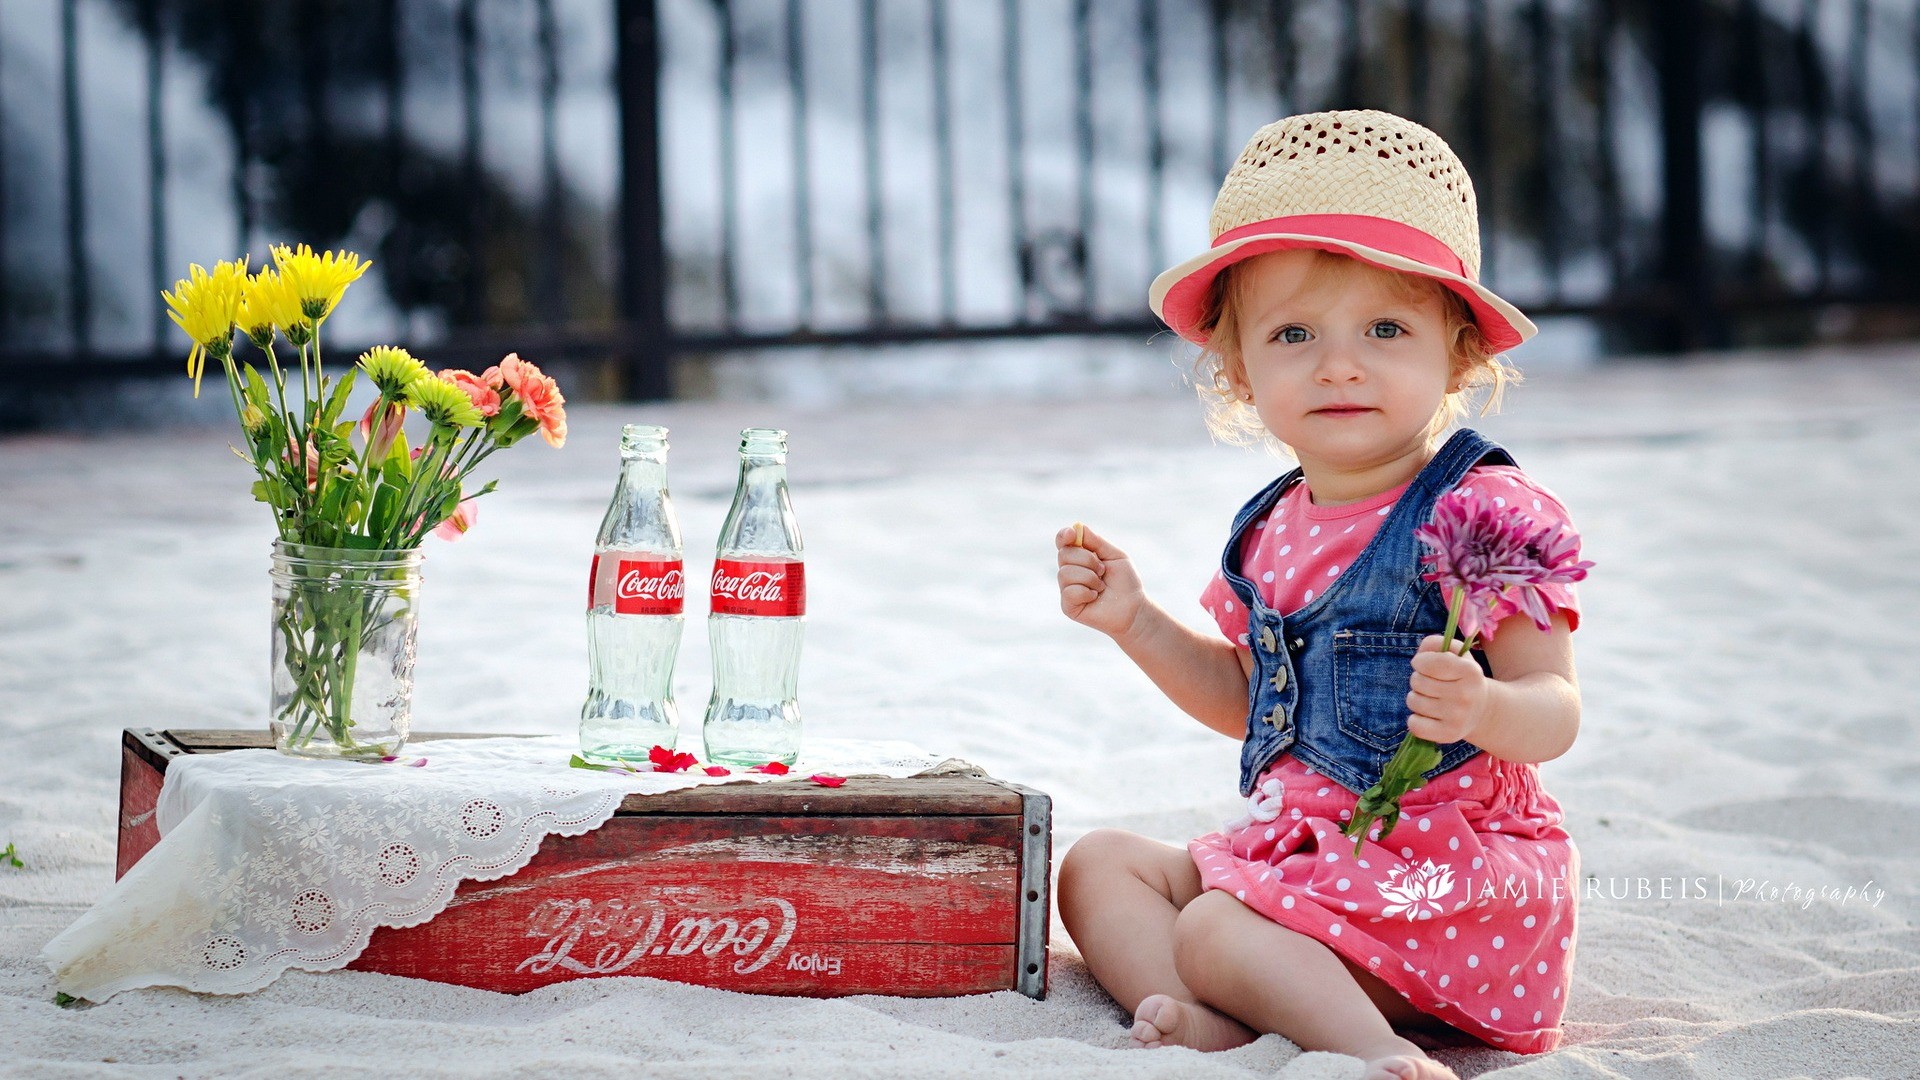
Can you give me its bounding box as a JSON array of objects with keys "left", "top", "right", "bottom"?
[
  {"left": 1403, "top": 634, "right": 1494, "bottom": 746},
  {"left": 1341, "top": 487, "right": 1592, "bottom": 854}
]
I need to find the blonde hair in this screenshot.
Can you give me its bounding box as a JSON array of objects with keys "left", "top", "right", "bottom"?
[{"left": 1189, "top": 250, "right": 1520, "bottom": 454}]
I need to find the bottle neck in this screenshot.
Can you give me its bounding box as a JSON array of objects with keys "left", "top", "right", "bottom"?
[
  {"left": 619, "top": 454, "right": 669, "bottom": 482},
  {"left": 736, "top": 455, "right": 786, "bottom": 480}
]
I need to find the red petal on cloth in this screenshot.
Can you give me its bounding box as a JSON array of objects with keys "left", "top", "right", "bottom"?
[
  {"left": 808, "top": 775, "right": 846, "bottom": 787},
  {"left": 702, "top": 765, "right": 731, "bottom": 776},
  {"left": 751, "top": 762, "right": 791, "bottom": 775},
  {"left": 648, "top": 745, "right": 697, "bottom": 773}
]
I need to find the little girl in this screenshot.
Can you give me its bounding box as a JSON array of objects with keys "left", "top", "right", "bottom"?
[{"left": 1054, "top": 110, "right": 1582, "bottom": 1080}]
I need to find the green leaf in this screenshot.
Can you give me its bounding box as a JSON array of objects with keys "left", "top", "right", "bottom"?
[
  {"left": 54, "top": 992, "right": 78, "bottom": 1007},
  {"left": 258, "top": 412, "right": 286, "bottom": 455},
  {"left": 1, "top": 841, "right": 21, "bottom": 869},
  {"left": 318, "top": 473, "right": 353, "bottom": 524},
  {"left": 380, "top": 430, "right": 413, "bottom": 488},
  {"left": 249, "top": 480, "right": 273, "bottom": 504},
  {"left": 320, "top": 368, "right": 359, "bottom": 428},
  {"left": 570, "top": 755, "right": 616, "bottom": 772},
  {"left": 242, "top": 364, "right": 271, "bottom": 409},
  {"left": 369, "top": 482, "right": 403, "bottom": 539}
]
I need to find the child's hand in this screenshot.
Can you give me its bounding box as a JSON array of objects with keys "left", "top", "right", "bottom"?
[
  {"left": 1055, "top": 522, "right": 1145, "bottom": 640},
  {"left": 1405, "top": 635, "right": 1491, "bottom": 745}
]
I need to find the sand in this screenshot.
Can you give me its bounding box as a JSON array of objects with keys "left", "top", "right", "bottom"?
[{"left": 3, "top": 344, "right": 1917, "bottom": 1077}]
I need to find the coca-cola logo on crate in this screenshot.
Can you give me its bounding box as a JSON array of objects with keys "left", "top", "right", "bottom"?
[
  {"left": 710, "top": 559, "right": 806, "bottom": 617},
  {"left": 613, "top": 559, "right": 685, "bottom": 616}
]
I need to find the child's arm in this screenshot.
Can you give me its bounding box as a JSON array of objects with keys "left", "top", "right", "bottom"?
[
  {"left": 1403, "top": 610, "right": 1579, "bottom": 764},
  {"left": 1056, "top": 524, "right": 1251, "bottom": 739}
]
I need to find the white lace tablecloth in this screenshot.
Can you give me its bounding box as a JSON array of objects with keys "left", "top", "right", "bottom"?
[{"left": 42, "top": 735, "right": 979, "bottom": 1002}]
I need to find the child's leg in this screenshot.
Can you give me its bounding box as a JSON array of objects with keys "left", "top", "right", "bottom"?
[
  {"left": 1171, "top": 889, "right": 1459, "bottom": 1077},
  {"left": 1056, "top": 829, "right": 1256, "bottom": 1049}
]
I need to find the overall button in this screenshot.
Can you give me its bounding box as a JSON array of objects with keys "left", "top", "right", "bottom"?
[
  {"left": 1263, "top": 706, "right": 1286, "bottom": 727},
  {"left": 1291, "top": 637, "right": 1305, "bottom": 650},
  {"left": 1258, "top": 626, "right": 1278, "bottom": 653},
  {"left": 1269, "top": 666, "right": 1288, "bottom": 693}
]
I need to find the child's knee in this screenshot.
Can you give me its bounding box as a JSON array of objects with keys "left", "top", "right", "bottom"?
[
  {"left": 1171, "top": 889, "right": 1239, "bottom": 984},
  {"left": 1058, "top": 828, "right": 1135, "bottom": 902}
]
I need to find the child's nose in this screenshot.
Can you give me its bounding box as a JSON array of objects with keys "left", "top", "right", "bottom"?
[{"left": 1313, "top": 341, "right": 1365, "bottom": 382}]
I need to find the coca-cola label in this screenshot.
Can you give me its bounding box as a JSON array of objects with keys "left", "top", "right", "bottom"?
[
  {"left": 587, "top": 554, "right": 601, "bottom": 612},
  {"left": 711, "top": 559, "right": 805, "bottom": 617},
  {"left": 613, "top": 559, "right": 686, "bottom": 616}
]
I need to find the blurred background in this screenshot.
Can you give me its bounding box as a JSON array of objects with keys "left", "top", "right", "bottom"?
[{"left": 5, "top": 0, "right": 1920, "bottom": 429}]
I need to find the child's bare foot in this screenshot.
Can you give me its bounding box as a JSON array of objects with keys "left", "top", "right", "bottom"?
[
  {"left": 1129, "top": 993, "right": 1257, "bottom": 1050},
  {"left": 1358, "top": 1044, "right": 1460, "bottom": 1080}
]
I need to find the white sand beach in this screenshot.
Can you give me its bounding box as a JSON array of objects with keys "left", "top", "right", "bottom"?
[{"left": 2, "top": 345, "right": 1917, "bottom": 1078}]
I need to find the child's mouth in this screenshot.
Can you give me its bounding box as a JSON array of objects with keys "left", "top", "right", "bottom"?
[{"left": 1314, "top": 407, "right": 1373, "bottom": 417}]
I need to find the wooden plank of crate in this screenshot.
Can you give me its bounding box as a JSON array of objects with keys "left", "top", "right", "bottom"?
[{"left": 350, "top": 813, "right": 1021, "bottom": 995}]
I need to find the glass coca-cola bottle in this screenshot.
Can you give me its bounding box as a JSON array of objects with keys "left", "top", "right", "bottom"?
[
  {"left": 703, "top": 427, "right": 805, "bottom": 766},
  {"left": 581, "top": 423, "right": 685, "bottom": 762}
]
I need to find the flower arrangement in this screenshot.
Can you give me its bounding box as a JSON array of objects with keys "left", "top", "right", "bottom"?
[
  {"left": 1341, "top": 488, "right": 1593, "bottom": 853},
  {"left": 162, "top": 245, "right": 567, "bottom": 548},
  {"left": 161, "top": 245, "right": 568, "bottom": 758}
]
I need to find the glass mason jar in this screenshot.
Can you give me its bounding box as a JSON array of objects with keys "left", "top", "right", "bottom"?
[{"left": 268, "top": 542, "right": 424, "bottom": 760}]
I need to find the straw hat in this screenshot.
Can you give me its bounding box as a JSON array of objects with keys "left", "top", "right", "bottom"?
[{"left": 1148, "top": 109, "right": 1535, "bottom": 353}]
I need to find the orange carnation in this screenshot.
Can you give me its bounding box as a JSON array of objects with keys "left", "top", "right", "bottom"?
[{"left": 496, "top": 353, "right": 567, "bottom": 448}]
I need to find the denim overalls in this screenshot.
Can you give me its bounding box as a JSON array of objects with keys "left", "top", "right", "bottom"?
[{"left": 1220, "top": 428, "right": 1518, "bottom": 797}]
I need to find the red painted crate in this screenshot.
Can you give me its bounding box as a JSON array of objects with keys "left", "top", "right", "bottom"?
[{"left": 117, "top": 728, "right": 1051, "bottom": 999}]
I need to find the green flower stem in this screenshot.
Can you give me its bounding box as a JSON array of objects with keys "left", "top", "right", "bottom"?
[
  {"left": 263, "top": 341, "right": 294, "bottom": 441},
  {"left": 386, "top": 425, "right": 499, "bottom": 548},
  {"left": 330, "top": 584, "right": 366, "bottom": 744},
  {"left": 217, "top": 353, "right": 273, "bottom": 483},
  {"left": 1437, "top": 584, "right": 1473, "bottom": 657},
  {"left": 386, "top": 431, "right": 456, "bottom": 548},
  {"left": 274, "top": 559, "right": 410, "bottom": 756},
  {"left": 1343, "top": 587, "right": 1480, "bottom": 855},
  {"left": 258, "top": 341, "right": 306, "bottom": 542}
]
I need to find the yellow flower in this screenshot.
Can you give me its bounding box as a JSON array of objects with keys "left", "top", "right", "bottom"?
[
  {"left": 405, "top": 374, "right": 485, "bottom": 429},
  {"left": 161, "top": 258, "right": 248, "bottom": 397},
  {"left": 271, "top": 243, "right": 371, "bottom": 322},
  {"left": 240, "top": 268, "right": 305, "bottom": 347},
  {"left": 358, "top": 346, "right": 431, "bottom": 398}
]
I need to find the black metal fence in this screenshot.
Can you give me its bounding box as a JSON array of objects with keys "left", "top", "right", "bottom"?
[{"left": 4, "top": 0, "right": 1919, "bottom": 400}]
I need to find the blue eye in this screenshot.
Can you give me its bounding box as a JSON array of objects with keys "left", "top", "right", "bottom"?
[
  {"left": 1276, "top": 326, "right": 1310, "bottom": 344},
  {"left": 1371, "top": 321, "right": 1403, "bottom": 339}
]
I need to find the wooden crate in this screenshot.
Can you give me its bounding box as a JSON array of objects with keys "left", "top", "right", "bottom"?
[{"left": 117, "top": 728, "right": 1051, "bottom": 999}]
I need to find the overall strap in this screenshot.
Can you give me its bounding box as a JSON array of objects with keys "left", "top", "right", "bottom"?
[
  {"left": 1347, "top": 428, "right": 1518, "bottom": 628},
  {"left": 1220, "top": 466, "right": 1303, "bottom": 593}
]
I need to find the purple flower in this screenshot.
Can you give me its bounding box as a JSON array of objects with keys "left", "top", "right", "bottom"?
[{"left": 1414, "top": 489, "right": 1592, "bottom": 641}]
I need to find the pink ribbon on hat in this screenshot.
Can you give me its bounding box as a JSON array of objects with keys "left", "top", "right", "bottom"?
[{"left": 1212, "top": 213, "right": 1471, "bottom": 280}]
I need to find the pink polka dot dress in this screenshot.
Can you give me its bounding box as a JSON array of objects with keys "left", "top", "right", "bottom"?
[{"left": 1189, "top": 465, "right": 1583, "bottom": 1055}]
